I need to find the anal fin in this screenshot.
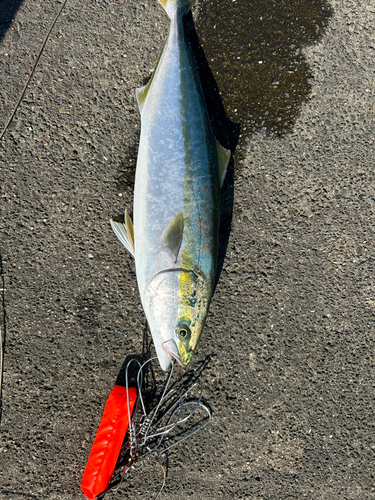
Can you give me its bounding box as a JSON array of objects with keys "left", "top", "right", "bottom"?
[{"left": 110, "top": 209, "right": 135, "bottom": 257}]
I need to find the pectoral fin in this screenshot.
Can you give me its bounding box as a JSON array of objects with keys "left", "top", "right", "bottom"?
[
  {"left": 110, "top": 209, "right": 135, "bottom": 257},
  {"left": 162, "top": 211, "right": 184, "bottom": 262},
  {"left": 215, "top": 138, "right": 231, "bottom": 187}
]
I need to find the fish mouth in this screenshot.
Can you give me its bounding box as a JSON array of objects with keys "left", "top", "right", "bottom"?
[{"left": 162, "top": 339, "right": 188, "bottom": 368}]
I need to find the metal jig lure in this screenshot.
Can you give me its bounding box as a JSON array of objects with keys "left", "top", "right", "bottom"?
[{"left": 81, "top": 358, "right": 211, "bottom": 499}]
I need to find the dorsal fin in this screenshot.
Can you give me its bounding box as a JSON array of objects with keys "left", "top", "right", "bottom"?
[
  {"left": 162, "top": 211, "right": 184, "bottom": 262},
  {"left": 215, "top": 138, "right": 231, "bottom": 187},
  {"left": 136, "top": 39, "right": 166, "bottom": 113}
]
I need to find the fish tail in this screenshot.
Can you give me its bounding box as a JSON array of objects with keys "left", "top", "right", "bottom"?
[{"left": 158, "top": 0, "right": 196, "bottom": 18}]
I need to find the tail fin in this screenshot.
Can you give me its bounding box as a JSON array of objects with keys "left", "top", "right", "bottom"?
[{"left": 158, "top": 0, "right": 196, "bottom": 18}]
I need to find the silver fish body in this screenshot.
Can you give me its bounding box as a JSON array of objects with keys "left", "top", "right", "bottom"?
[{"left": 111, "top": 0, "right": 230, "bottom": 371}]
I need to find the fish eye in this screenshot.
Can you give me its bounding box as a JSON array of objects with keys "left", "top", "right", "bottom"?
[{"left": 177, "top": 322, "right": 191, "bottom": 340}]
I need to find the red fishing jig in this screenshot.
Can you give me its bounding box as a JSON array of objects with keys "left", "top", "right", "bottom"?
[
  {"left": 81, "top": 359, "right": 211, "bottom": 499},
  {"left": 81, "top": 385, "right": 137, "bottom": 499}
]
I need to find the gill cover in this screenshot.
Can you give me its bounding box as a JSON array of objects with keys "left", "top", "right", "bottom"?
[{"left": 143, "top": 266, "right": 209, "bottom": 370}]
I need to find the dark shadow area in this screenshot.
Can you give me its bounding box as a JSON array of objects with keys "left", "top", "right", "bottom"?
[
  {"left": 115, "top": 324, "right": 212, "bottom": 410},
  {"left": 185, "top": 13, "right": 240, "bottom": 152},
  {"left": 113, "top": 324, "right": 164, "bottom": 412},
  {"left": 195, "top": 0, "right": 333, "bottom": 139},
  {"left": 0, "top": 0, "right": 25, "bottom": 42},
  {"left": 115, "top": 140, "right": 138, "bottom": 193},
  {"left": 0, "top": 250, "right": 6, "bottom": 425},
  {"left": 114, "top": 332, "right": 154, "bottom": 400},
  {"left": 168, "top": 354, "right": 212, "bottom": 396}
]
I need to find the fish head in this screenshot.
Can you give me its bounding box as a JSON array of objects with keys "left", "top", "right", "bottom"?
[{"left": 144, "top": 268, "right": 210, "bottom": 371}]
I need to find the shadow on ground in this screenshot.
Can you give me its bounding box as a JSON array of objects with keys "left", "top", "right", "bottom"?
[
  {"left": 195, "top": 0, "right": 333, "bottom": 138},
  {"left": 0, "top": 0, "right": 24, "bottom": 42}
]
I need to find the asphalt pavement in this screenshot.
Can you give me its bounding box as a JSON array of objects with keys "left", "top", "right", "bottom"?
[{"left": 0, "top": 0, "right": 374, "bottom": 499}]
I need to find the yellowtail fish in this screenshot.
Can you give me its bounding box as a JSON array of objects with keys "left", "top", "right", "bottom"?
[{"left": 111, "top": 0, "right": 230, "bottom": 371}]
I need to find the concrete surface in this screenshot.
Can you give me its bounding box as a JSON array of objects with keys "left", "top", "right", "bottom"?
[{"left": 0, "top": 0, "right": 374, "bottom": 499}]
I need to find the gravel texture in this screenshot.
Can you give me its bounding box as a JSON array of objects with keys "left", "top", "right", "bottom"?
[{"left": 0, "top": 0, "right": 374, "bottom": 499}]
